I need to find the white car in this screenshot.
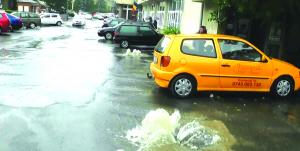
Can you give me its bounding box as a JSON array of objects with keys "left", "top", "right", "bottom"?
[
  {"left": 72, "top": 15, "right": 86, "bottom": 26},
  {"left": 40, "top": 13, "right": 63, "bottom": 26}
]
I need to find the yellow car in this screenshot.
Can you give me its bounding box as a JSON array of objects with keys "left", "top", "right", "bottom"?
[{"left": 150, "top": 34, "right": 300, "bottom": 98}]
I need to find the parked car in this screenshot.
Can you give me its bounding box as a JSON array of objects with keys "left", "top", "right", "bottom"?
[
  {"left": 11, "top": 11, "right": 41, "bottom": 29},
  {"left": 72, "top": 15, "right": 86, "bottom": 26},
  {"left": 6, "top": 13, "right": 22, "bottom": 31},
  {"left": 102, "top": 18, "right": 125, "bottom": 28},
  {"left": 98, "top": 22, "right": 124, "bottom": 40},
  {"left": 40, "top": 13, "right": 63, "bottom": 26},
  {"left": 0, "top": 12, "right": 10, "bottom": 33},
  {"left": 114, "top": 22, "right": 163, "bottom": 48},
  {"left": 150, "top": 34, "right": 300, "bottom": 98}
]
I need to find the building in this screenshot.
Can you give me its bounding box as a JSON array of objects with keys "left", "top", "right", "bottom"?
[
  {"left": 138, "top": 0, "right": 218, "bottom": 34},
  {"left": 115, "top": 0, "right": 134, "bottom": 20}
]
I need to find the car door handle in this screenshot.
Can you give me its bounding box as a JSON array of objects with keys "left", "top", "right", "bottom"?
[{"left": 221, "top": 64, "right": 231, "bottom": 67}]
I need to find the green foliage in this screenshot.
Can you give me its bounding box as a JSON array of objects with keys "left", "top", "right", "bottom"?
[
  {"left": 205, "top": 0, "right": 300, "bottom": 24},
  {"left": 4, "top": 9, "right": 13, "bottom": 13},
  {"left": 161, "top": 26, "right": 180, "bottom": 35}
]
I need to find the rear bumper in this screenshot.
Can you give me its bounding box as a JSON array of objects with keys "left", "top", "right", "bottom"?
[{"left": 150, "top": 63, "right": 174, "bottom": 88}]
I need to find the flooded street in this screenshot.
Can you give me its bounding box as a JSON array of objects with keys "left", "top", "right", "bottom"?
[{"left": 0, "top": 20, "right": 300, "bottom": 151}]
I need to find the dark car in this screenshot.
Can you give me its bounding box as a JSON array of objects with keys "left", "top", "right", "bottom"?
[
  {"left": 0, "top": 12, "right": 10, "bottom": 33},
  {"left": 98, "top": 22, "right": 124, "bottom": 40},
  {"left": 6, "top": 13, "right": 23, "bottom": 31},
  {"left": 114, "top": 22, "right": 163, "bottom": 48},
  {"left": 11, "top": 11, "right": 41, "bottom": 29},
  {"left": 102, "top": 18, "right": 126, "bottom": 28}
]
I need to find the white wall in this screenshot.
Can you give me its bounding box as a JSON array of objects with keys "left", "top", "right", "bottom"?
[{"left": 180, "top": 0, "right": 202, "bottom": 34}]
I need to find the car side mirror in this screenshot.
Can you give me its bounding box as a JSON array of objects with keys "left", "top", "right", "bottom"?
[{"left": 261, "top": 56, "right": 268, "bottom": 63}]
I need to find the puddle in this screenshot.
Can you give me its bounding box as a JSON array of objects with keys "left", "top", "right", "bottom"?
[{"left": 126, "top": 108, "right": 236, "bottom": 151}]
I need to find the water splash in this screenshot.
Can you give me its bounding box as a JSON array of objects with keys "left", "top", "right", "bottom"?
[
  {"left": 126, "top": 109, "right": 180, "bottom": 150},
  {"left": 125, "top": 49, "right": 142, "bottom": 57},
  {"left": 126, "top": 108, "right": 235, "bottom": 151}
]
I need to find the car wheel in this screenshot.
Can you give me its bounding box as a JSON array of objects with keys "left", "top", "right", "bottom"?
[
  {"left": 56, "top": 21, "right": 62, "bottom": 26},
  {"left": 271, "top": 77, "right": 294, "bottom": 97},
  {"left": 29, "top": 22, "right": 36, "bottom": 29},
  {"left": 105, "top": 32, "right": 113, "bottom": 40},
  {"left": 170, "top": 75, "right": 196, "bottom": 98},
  {"left": 120, "top": 40, "right": 129, "bottom": 48}
]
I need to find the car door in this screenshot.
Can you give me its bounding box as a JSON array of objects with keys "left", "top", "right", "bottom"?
[
  {"left": 119, "top": 25, "right": 139, "bottom": 44},
  {"left": 51, "top": 14, "right": 58, "bottom": 24},
  {"left": 41, "top": 14, "right": 50, "bottom": 24},
  {"left": 139, "top": 26, "right": 160, "bottom": 45},
  {"left": 217, "top": 38, "right": 273, "bottom": 91},
  {"left": 179, "top": 38, "right": 220, "bottom": 90},
  {"left": 20, "top": 12, "right": 29, "bottom": 25}
]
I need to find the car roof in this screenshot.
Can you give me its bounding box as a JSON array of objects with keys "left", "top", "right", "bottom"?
[
  {"left": 122, "top": 21, "right": 151, "bottom": 26},
  {"left": 168, "top": 34, "right": 245, "bottom": 40}
]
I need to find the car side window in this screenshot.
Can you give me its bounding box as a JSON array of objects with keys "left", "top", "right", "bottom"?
[
  {"left": 29, "top": 13, "right": 39, "bottom": 18},
  {"left": 181, "top": 39, "right": 217, "bottom": 58},
  {"left": 21, "top": 13, "right": 28, "bottom": 18},
  {"left": 119, "top": 26, "right": 138, "bottom": 35},
  {"left": 140, "top": 26, "right": 156, "bottom": 36},
  {"left": 52, "top": 14, "right": 58, "bottom": 18},
  {"left": 43, "top": 14, "right": 50, "bottom": 18},
  {"left": 219, "top": 39, "right": 262, "bottom": 62},
  {"left": 0, "top": 14, "right": 2, "bottom": 18}
]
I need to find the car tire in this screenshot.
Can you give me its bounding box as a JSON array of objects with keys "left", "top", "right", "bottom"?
[
  {"left": 104, "top": 32, "right": 113, "bottom": 40},
  {"left": 271, "top": 77, "right": 294, "bottom": 98},
  {"left": 29, "top": 22, "right": 36, "bottom": 29},
  {"left": 120, "top": 40, "right": 129, "bottom": 48},
  {"left": 170, "top": 74, "right": 197, "bottom": 98},
  {"left": 56, "top": 21, "right": 62, "bottom": 26}
]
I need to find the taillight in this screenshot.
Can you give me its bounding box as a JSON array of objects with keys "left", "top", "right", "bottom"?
[{"left": 161, "top": 56, "right": 171, "bottom": 67}]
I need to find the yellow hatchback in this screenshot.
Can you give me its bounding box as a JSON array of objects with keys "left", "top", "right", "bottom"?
[{"left": 150, "top": 34, "right": 300, "bottom": 98}]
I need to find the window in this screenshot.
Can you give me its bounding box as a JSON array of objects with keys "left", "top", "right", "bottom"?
[
  {"left": 181, "top": 39, "right": 216, "bottom": 58},
  {"left": 109, "top": 20, "right": 119, "bottom": 27},
  {"left": 140, "top": 26, "right": 155, "bottom": 36},
  {"left": 155, "top": 37, "right": 170, "bottom": 53},
  {"left": 119, "top": 26, "right": 138, "bottom": 35},
  {"left": 0, "top": 14, "right": 2, "bottom": 19},
  {"left": 29, "top": 13, "right": 39, "bottom": 18},
  {"left": 52, "top": 14, "right": 58, "bottom": 18},
  {"left": 219, "top": 39, "right": 262, "bottom": 62},
  {"left": 21, "top": 13, "right": 28, "bottom": 18},
  {"left": 43, "top": 14, "right": 50, "bottom": 18}
]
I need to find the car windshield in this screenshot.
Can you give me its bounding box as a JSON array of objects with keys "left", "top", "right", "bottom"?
[{"left": 113, "top": 22, "right": 124, "bottom": 28}]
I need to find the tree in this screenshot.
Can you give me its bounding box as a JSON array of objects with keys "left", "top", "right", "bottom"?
[{"left": 206, "top": 0, "right": 300, "bottom": 61}]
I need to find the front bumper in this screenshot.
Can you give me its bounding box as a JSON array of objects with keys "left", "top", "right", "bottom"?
[{"left": 150, "top": 63, "right": 174, "bottom": 88}]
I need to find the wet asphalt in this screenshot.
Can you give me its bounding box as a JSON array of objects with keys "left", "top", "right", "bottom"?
[{"left": 0, "top": 20, "right": 300, "bottom": 151}]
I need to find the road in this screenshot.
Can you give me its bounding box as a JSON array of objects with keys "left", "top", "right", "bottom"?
[{"left": 0, "top": 20, "right": 300, "bottom": 151}]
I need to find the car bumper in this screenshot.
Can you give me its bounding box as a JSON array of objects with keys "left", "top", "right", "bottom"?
[
  {"left": 295, "top": 77, "right": 300, "bottom": 91},
  {"left": 97, "top": 32, "right": 105, "bottom": 37},
  {"left": 150, "top": 63, "right": 174, "bottom": 88}
]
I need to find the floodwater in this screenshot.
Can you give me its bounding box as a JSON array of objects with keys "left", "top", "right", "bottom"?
[{"left": 0, "top": 19, "right": 300, "bottom": 151}]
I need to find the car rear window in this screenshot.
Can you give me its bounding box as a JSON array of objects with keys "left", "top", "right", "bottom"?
[
  {"left": 155, "top": 36, "right": 171, "bottom": 53},
  {"left": 120, "top": 25, "right": 138, "bottom": 35}
]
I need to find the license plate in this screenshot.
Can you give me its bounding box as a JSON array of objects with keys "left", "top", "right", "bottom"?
[{"left": 153, "top": 56, "right": 158, "bottom": 64}]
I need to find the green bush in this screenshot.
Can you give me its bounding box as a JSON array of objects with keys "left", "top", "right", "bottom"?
[{"left": 161, "top": 26, "right": 180, "bottom": 35}]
